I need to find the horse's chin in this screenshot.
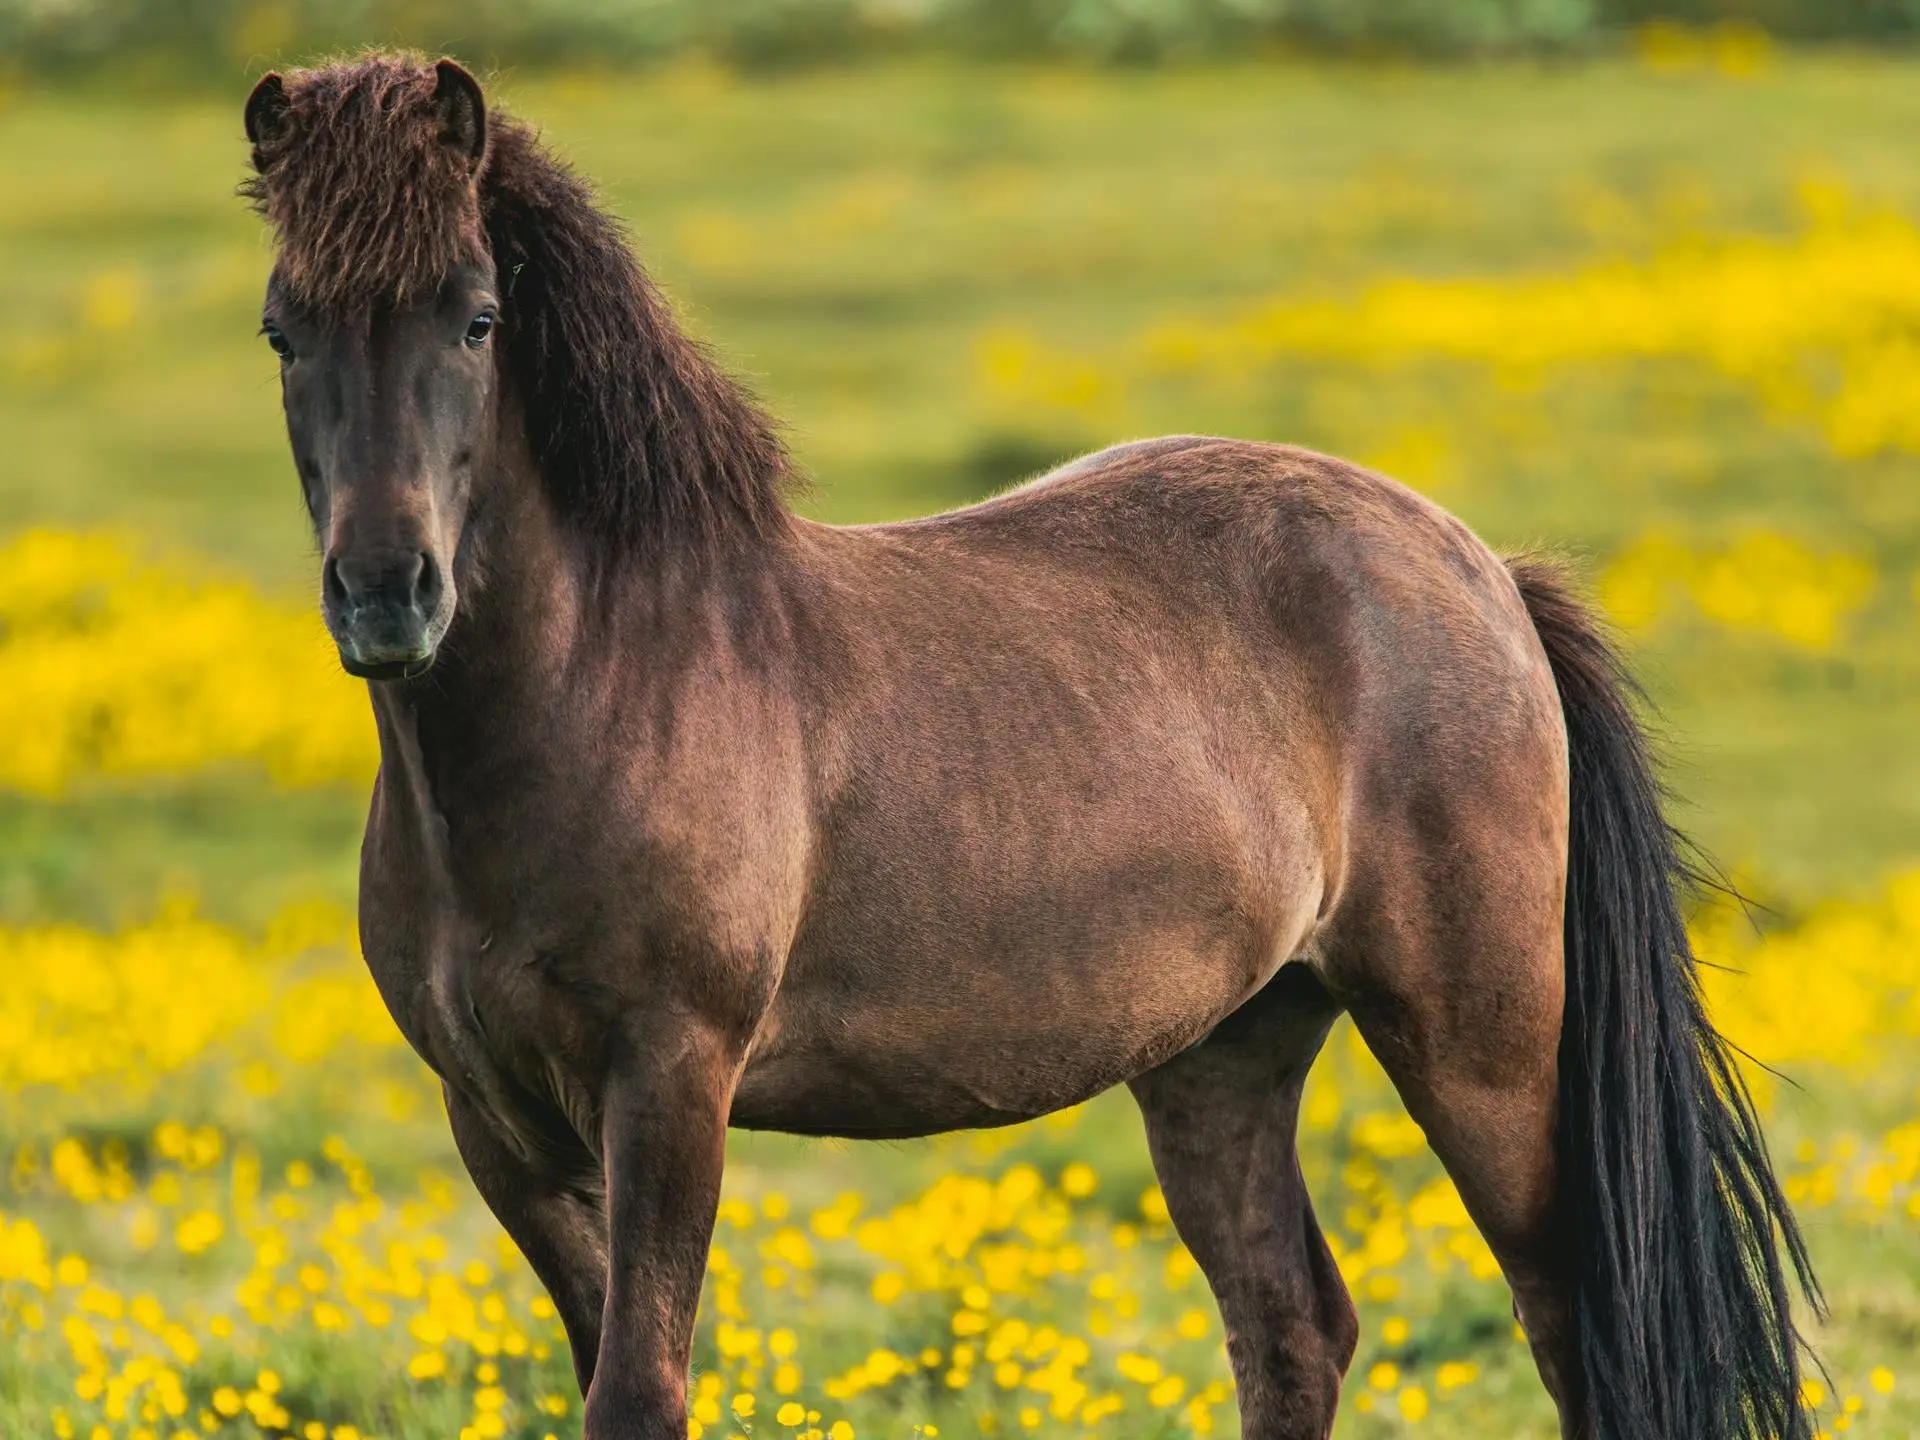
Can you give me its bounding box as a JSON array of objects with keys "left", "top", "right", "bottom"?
[
  {"left": 333, "top": 610, "right": 449, "bottom": 681},
  {"left": 339, "top": 650, "right": 436, "bottom": 682}
]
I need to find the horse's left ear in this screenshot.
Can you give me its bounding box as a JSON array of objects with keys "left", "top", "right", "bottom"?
[{"left": 432, "top": 60, "right": 487, "bottom": 175}]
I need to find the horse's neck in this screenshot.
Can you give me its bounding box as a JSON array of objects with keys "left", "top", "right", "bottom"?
[
  {"left": 365, "top": 483, "right": 784, "bottom": 882},
  {"left": 362, "top": 456, "right": 591, "bottom": 852}
]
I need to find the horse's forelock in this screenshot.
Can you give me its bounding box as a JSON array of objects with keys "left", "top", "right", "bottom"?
[{"left": 242, "top": 55, "right": 487, "bottom": 314}]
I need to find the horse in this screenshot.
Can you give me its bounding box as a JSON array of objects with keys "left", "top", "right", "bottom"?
[{"left": 240, "top": 54, "right": 1818, "bottom": 1440}]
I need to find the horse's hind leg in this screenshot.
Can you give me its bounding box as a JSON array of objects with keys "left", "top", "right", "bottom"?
[
  {"left": 1326, "top": 835, "right": 1586, "bottom": 1436},
  {"left": 1128, "top": 965, "right": 1358, "bottom": 1440}
]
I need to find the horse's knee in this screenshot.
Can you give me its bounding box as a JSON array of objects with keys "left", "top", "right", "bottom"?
[{"left": 1228, "top": 1315, "right": 1350, "bottom": 1440}]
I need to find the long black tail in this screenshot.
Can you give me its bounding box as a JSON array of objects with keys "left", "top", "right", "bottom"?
[{"left": 1510, "top": 558, "right": 1821, "bottom": 1440}]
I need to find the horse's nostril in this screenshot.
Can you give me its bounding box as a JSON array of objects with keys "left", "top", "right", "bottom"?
[
  {"left": 415, "top": 552, "right": 442, "bottom": 608},
  {"left": 325, "top": 550, "right": 441, "bottom": 624},
  {"left": 323, "top": 556, "right": 349, "bottom": 608}
]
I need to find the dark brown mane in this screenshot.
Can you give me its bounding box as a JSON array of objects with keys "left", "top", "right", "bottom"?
[
  {"left": 480, "top": 118, "right": 792, "bottom": 556},
  {"left": 246, "top": 54, "right": 790, "bottom": 558}
]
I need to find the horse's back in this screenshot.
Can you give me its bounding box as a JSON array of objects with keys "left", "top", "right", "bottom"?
[
  {"left": 905, "top": 435, "right": 1520, "bottom": 607},
  {"left": 877, "top": 434, "right": 1554, "bottom": 754}
]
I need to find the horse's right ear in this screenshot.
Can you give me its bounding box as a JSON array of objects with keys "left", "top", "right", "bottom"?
[
  {"left": 244, "top": 72, "right": 292, "bottom": 169},
  {"left": 431, "top": 60, "right": 487, "bottom": 175}
]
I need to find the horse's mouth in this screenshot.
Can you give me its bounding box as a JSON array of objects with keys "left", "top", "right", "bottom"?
[
  {"left": 332, "top": 610, "right": 448, "bottom": 682},
  {"left": 339, "top": 650, "right": 436, "bottom": 682}
]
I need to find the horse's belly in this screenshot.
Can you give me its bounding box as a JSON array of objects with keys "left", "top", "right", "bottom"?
[
  {"left": 728, "top": 1045, "right": 1123, "bottom": 1138},
  {"left": 728, "top": 962, "right": 1249, "bottom": 1139},
  {"left": 728, "top": 1059, "right": 1050, "bottom": 1138}
]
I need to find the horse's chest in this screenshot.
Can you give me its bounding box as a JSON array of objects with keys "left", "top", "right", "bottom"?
[{"left": 365, "top": 920, "right": 602, "bottom": 1160}]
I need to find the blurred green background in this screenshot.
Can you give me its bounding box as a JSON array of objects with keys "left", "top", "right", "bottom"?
[
  {"left": 6, "top": 33, "right": 1919, "bottom": 922},
  {"left": 9, "top": 0, "right": 1920, "bottom": 73}
]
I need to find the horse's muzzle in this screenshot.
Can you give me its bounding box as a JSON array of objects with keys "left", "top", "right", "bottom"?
[{"left": 324, "top": 550, "right": 447, "bottom": 681}]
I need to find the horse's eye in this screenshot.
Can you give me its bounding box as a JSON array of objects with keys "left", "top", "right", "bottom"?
[
  {"left": 464, "top": 313, "right": 495, "bottom": 348},
  {"left": 263, "top": 324, "right": 292, "bottom": 360}
]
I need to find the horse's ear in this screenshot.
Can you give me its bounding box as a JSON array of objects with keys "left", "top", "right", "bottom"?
[
  {"left": 244, "top": 72, "right": 292, "bottom": 168},
  {"left": 432, "top": 60, "right": 487, "bottom": 175}
]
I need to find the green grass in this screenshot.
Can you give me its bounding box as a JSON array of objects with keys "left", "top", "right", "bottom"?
[{"left": 3, "top": 52, "right": 1919, "bottom": 1438}]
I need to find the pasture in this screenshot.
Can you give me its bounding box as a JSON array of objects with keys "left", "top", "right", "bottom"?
[{"left": 2, "top": 47, "right": 1919, "bottom": 1438}]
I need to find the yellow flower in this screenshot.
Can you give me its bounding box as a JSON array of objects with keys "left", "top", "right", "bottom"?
[
  {"left": 0, "top": 530, "right": 377, "bottom": 795},
  {"left": 407, "top": 1352, "right": 447, "bottom": 1381},
  {"left": 1116, "top": 1353, "right": 1161, "bottom": 1385},
  {"left": 172, "top": 1211, "right": 224, "bottom": 1256}
]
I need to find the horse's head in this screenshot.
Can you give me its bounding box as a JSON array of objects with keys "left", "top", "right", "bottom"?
[{"left": 244, "top": 57, "right": 498, "bottom": 680}]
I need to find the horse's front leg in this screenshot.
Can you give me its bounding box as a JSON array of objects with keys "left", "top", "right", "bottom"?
[
  {"left": 582, "top": 1018, "right": 740, "bottom": 1440},
  {"left": 444, "top": 1085, "right": 609, "bottom": 1393}
]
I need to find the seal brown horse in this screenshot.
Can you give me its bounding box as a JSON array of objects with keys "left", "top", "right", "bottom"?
[{"left": 241, "top": 55, "right": 1818, "bottom": 1440}]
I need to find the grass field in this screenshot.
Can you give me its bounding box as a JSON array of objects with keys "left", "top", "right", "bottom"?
[{"left": 2, "top": 49, "right": 1920, "bottom": 1439}]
